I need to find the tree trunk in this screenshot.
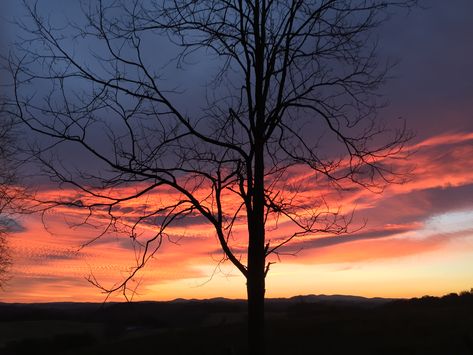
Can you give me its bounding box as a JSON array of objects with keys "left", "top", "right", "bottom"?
[
  {"left": 247, "top": 266, "right": 265, "bottom": 355},
  {"left": 249, "top": 2, "right": 266, "bottom": 349},
  {"left": 247, "top": 135, "right": 266, "bottom": 354}
]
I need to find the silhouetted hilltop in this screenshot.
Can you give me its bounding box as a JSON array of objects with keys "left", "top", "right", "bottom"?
[{"left": 0, "top": 293, "right": 391, "bottom": 322}]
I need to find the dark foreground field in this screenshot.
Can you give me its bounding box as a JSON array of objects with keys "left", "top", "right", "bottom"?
[{"left": 1, "top": 292, "right": 472, "bottom": 355}]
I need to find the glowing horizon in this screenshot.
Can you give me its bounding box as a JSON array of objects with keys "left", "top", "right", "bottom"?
[{"left": 2, "top": 131, "right": 473, "bottom": 303}]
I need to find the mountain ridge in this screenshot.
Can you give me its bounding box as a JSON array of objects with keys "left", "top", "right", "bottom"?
[{"left": 0, "top": 293, "right": 397, "bottom": 307}]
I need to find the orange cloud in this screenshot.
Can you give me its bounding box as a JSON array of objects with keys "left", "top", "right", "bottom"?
[{"left": 3, "top": 130, "right": 473, "bottom": 302}]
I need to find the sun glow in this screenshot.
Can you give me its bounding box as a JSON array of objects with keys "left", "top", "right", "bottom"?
[{"left": 2, "top": 132, "right": 473, "bottom": 302}]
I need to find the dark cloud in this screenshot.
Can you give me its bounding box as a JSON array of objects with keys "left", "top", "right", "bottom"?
[
  {"left": 271, "top": 183, "right": 473, "bottom": 254},
  {"left": 39, "top": 252, "right": 81, "bottom": 262},
  {"left": 0, "top": 216, "right": 26, "bottom": 233},
  {"left": 6, "top": 274, "right": 86, "bottom": 290},
  {"left": 138, "top": 213, "right": 211, "bottom": 228},
  {"left": 379, "top": 0, "right": 473, "bottom": 136},
  {"left": 358, "top": 184, "right": 473, "bottom": 227},
  {"left": 292, "top": 227, "right": 415, "bottom": 252}
]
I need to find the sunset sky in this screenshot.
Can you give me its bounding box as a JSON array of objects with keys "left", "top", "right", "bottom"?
[{"left": 1, "top": 0, "right": 473, "bottom": 303}]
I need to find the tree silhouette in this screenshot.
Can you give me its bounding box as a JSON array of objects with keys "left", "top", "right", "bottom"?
[
  {"left": 0, "top": 110, "right": 19, "bottom": 287},
  {"left": 6, "top": 0, "right": 416, "bottom": 353}
]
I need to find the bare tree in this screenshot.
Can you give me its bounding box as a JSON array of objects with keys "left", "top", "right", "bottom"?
[
  {"left": 0, "top": 234, "right": 9, "bottom": 288},
  {"left": 6, "top": 0, "right": 416, "bottom": 353},
  {"left": 0, "top": 108, "right": 19, "bottom": 287}
]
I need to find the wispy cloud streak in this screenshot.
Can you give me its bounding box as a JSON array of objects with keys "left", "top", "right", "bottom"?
[{"left": 2, "top": 131, "right": 473, "bottom": 302}]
